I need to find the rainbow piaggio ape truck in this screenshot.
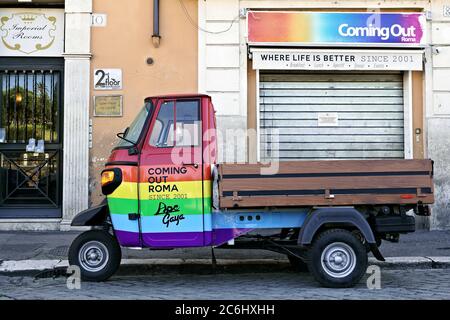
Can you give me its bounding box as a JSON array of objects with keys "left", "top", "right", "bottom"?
[{"left": 69, "top": 94, "right": 434, "bottom": 288}]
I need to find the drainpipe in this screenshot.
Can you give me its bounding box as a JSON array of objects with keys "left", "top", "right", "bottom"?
[{"left": 152, "top": 0, "right": 161, "bottom": 48}]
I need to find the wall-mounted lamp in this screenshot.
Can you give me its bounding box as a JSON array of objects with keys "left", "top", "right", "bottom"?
[{"left": 152, "top": 0, "right": 161, "bottom": 48}]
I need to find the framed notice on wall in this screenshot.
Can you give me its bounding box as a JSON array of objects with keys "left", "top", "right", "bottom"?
[{"left": 93, "top": 95, "right": 123, "bottom": 117}]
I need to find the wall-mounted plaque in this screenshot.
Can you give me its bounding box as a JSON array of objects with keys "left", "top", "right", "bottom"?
[
  {"left": 93, "top": 95, "right": 123, "bottom": 117},
  {"left": 318, "top": 113, "right": 339, "bottom": 127}
]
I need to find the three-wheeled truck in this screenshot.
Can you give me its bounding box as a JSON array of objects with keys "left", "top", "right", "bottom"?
[{"left": 69, "top": 94, "right": 434, "bottom": 287}]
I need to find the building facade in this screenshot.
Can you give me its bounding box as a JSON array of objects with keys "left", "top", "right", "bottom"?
[
  {"left": 0, "top": 0, "right": 91, "bottom": 230},
  {"left": 0, "top": 0, "right": 449, "bottom": 231},
  {"left": 198, "top": 0, "right": 450, "bottom": 230},
  {"left": 0, "top": 0, "right": 198, "bottom": 230}
]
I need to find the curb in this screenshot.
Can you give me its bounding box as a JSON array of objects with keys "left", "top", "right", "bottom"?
[{"left": 1, "top": 257, "right": 449, "bottom": 278}]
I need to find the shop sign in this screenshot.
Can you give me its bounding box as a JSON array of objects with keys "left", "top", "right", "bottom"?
[
  {"left": 0, "top": 8, "right": 64, "bottom": 56},
  {"left": 248, "top": 11, "right": 427, "bottom": 47},
  {"left": 94, "top": 68, "right": 123, "bottom": 90},
  {"left": 251, "top": 49, "right": 423, "bottom": 71}
]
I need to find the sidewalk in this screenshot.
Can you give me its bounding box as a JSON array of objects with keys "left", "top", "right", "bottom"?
[{"left": 1, "top": 229, "right": 450, "bottom": 275}]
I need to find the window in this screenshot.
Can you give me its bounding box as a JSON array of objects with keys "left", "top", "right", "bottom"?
[
  {"left": 149, "top": 101, "right": 175, "bottom": 147},
  {"left": 149, "top": 100, "right": 200, "bottom": 147},
  {"left": 175, "top": 100, "right": 200, "bottom": 146},
  {"left": 117, "top": 101, "right": 153, "bottom": 147}
]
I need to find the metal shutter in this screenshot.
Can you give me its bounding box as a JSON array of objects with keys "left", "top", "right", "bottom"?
[{"left": 259, "top": 71, "right": 404, "bottom": 160}]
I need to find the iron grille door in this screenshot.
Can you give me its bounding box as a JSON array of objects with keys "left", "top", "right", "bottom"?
[{"left": 0, "top": 59, "right": 63, "bottom": 218}]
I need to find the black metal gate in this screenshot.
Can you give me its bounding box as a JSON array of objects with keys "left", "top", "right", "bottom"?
[{"left": 0, "top": 58, "right": 63, "bottom": 218}]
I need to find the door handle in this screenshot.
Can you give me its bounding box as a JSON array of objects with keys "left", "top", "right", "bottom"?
[
  {"left": 182, "top": 163, "right": 199, "bottom": 169},
  {"left": 128, "top": 213, "right": 140, "bottom": 220}
]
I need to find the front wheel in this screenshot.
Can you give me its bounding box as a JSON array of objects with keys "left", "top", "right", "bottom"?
[
  {"left": 307, "top": 229, "right": 368, "bottom": 288},
  {"left": 68, "top": 230, "right": 122, "bottom": 282}
]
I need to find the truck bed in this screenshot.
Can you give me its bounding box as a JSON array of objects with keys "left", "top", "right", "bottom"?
[{"left": 218, "top": 160, "right": 434, "bottom": 209}]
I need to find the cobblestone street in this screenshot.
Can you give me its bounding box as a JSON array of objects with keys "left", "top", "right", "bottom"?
[{"left": 1, "top": 268, "right": 450, "bottom": 300}]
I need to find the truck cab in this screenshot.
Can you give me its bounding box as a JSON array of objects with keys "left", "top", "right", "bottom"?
[
  {"left": 69, "top": 94, "right": 434, "bottom": 288},
  {"left": 103, "top": 95, "right": 216, "bottom": 248}
]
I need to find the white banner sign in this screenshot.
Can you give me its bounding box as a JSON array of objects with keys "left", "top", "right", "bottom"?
[
  {"left": 0, "top": 8, "right": 64, "bottom": 57},
  {"left": 252, "top": 49, "right": 423, "bottom": 71}
]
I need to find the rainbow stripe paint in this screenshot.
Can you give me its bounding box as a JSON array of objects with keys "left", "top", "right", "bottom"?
[
  {"left": 248, "top": 12, "right": 426, "bottom": 46},
  {"left": 105, "top": 164, "right": 311, "bottom": 249},
  {"left": 106, "top": 165, "right": 211, "bottom": 247}
]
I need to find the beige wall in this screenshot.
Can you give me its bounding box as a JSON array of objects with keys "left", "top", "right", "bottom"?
[{"left": 89, "top": 0, "right": 198, "bottom": 205}]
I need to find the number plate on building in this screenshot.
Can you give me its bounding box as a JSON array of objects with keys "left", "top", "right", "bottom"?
[{"left": 444, "top": 5, "right": 450, "bottom": 17}]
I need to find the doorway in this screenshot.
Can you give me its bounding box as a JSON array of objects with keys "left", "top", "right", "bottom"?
[{"left": 0, "top": 58, "right": 64, "bottom": 218}]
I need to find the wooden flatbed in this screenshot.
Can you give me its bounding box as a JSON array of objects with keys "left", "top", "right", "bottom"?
[{"left": 218, "top": 159, "right": 434, "bottom": 209}]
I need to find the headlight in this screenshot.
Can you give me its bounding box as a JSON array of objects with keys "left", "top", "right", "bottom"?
[
  {"left": 101, "top": 168, "right": 122, "bottom": 195},
  {"left": 101, "top": 170, "right": 115, "bottom": 186}
]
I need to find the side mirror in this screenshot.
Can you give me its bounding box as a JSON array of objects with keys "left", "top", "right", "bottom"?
[
  {"left": 128, "top": 146, "right": 139, "bottom": 156},
  {"left": 116, "top": 132, "right": 139, "bottom": 155}
]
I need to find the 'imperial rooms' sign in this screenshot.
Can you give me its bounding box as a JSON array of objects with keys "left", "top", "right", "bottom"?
[
  {"left": 248, "top": 11, "right": 427, "bottom": 47},
  {"left": 252, "top": 49, "right": 423, "bottom": 71},
  {"left": 0, "top": 9, "right": 64, "bottom": 56}
]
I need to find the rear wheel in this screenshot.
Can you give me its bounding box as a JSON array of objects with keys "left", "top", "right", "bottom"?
[
  {"left": 307, "top": 229, "right": 368, "bottom": 288},
  {"left": 68, "top": 230, "right": 121, "bottom": 282}
]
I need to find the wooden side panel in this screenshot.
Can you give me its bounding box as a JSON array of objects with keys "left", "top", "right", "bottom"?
[
  {"left": 220, "top": 159, "right": 432, "bottom": 175},
  {"left": 221, "top": 176, "right": 432, "bottom": 191},
  {"left": 218, "top": 160, "right": 434, "bottom": 208}
]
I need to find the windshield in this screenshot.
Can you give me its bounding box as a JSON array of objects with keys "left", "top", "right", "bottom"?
[{"left": 116, "top": 101, "right": 153, "bottom": 147}]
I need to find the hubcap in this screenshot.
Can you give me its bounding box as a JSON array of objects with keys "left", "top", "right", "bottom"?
[
  {"left": 78, "top": 241, "right": 109, "bottom": 272},
  {"left": 321, "top": 242, "right": 356, "bottom": 278}
]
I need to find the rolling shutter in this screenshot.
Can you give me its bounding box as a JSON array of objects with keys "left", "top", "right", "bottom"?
[{"left": 259, "top": 71, "right": 404, "bottom": 160}]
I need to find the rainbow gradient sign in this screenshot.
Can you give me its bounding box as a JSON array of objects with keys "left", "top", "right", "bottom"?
[{"left": 248, "top": 11, "right": 427, "bottom": 47}]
